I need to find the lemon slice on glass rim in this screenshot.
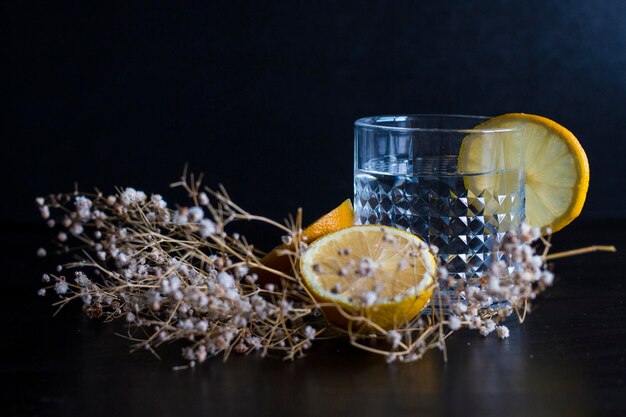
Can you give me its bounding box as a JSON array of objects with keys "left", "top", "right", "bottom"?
[
  {"left": 300, "top": 225, "right": 437, "bottom": 331},
  {"left": 459, "top": 113, "right": 589, "bottom": 233}
]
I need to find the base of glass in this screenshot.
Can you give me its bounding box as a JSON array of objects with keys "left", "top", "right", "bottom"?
[{"left": 421, "top": 289, "right": 511, "bottom": 316}]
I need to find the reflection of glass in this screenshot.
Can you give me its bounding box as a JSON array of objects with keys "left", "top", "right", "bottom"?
[{"left": 354, "top": 115, "right": 525, "bottom": 279}]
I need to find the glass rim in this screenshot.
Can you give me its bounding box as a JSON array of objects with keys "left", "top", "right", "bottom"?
[{"left": 354, "top": 114, "right": 522, "bottom": 133}]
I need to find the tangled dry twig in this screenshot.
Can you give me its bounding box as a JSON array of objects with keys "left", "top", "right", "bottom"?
[{"left": 36, "top": 170, "right": 579, "bottom": 366}]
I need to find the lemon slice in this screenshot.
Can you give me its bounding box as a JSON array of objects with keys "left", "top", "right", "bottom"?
[
  {"left": 300, "top": 225, "right": 436, "bottom": 330},
  {"left": 459, "top": 113, "right": 589, "bottom": 232},
  {"left": 254, "top": 199, "right": 354, "bottom": 286}
]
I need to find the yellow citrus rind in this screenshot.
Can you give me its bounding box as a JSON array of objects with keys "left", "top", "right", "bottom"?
[
  {"left": 459, "top": 113, "right": 589, "bottom": 233},
  {"left": 300, "top": 225, "right": 436, "bottom": 330},
  {"left": 253, "top": 199, "right": 354, "bottom": 285}
]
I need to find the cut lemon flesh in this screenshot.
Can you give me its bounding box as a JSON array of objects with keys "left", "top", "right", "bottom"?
[
  {"left": 459, "top": 113, "right": 589, "bottom": 232},
  {"left": 254, "top": 199, "right": 354, "bottom": 285},
  {"left": 300, "top": 225, "right": 436, "bottom": 330}
]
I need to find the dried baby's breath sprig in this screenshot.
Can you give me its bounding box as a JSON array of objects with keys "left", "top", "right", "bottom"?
[
  {"left": 37, "top": 171, "right": 613, "bottom": 366},
  {"left": 328, "top": 222, "right": 614, "bottom": 363},
  {"left": 37, "top": 171, "right": 323, "bottom": 364}
]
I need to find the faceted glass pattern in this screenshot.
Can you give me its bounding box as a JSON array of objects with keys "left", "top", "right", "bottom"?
[{"left": 354, "top": 159, "right": 524, "bottom": 279}]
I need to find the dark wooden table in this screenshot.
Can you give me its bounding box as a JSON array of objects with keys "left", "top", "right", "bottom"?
[{"left": 1, "top": 220, "right": 624, "bottom": 417}]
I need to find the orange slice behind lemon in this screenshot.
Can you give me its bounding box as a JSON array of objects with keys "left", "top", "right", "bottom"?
[{"left": 253, "top": 199, "right": 355, "bottom": 286}]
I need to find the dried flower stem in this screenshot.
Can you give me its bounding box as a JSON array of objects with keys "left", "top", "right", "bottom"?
[
  {"left": 545, "top": 245, "right": 616, "bottom": 260},
  {"left": 35, "top": 171, "right": 612, "bottom": 366}
]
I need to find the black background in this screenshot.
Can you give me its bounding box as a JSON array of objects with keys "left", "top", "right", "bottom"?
[
  {"left": 5, "top": 0, "right": 626, "bottom": 228},
  {"left": 3, "top": 3, "right": 626, "bottom": 416}
]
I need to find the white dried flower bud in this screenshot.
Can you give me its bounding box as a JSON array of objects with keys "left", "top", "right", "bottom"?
[
  {"left": 519, "top": 271, "right": 535, "bottom": 282},
  {"left": 483, "top": 319, "right": 496, "bottom": 333},
  {"left": 188, "top": 206, "right": 204, "bottom": 222},
  {"left": 170, "top": 276, "right": 181, "bottom": 291},
  {"left": 39, "top": 205, "right": 50, "bottom": 219},
  {"left": 540, "top": 271, "right": 555, "bottom": 286},
  {"left": 36, "top": 247, "right": 47, "bottom": 257},
  {"left": 150, "top": 194, "right": 167, "bottom": 209},
  {"left": 496, "top": 325, "right": 510, "bottom": 339},
  {"left": 304, "top": 326, "right": 316, "bottom": 340},
  {"left": 487, "top": 275, "right": 501, "bottom": 293},
  {"left": 468, "top": 316, "right": 482, "bottom": 329},
  {"left": 196, "top": 345, "right": 208, "bottom": 363},
  {"left": 451, "top": 302, "right": 467, "bottom": 315},
  {"left": 81, "top": 292, "right": 92, "bottom": 304},
  {"left": 75, "top": 196, "right": 92, "bottom": 221},
  {"left": 54, "top": 280, "right": 69, "bottom": 295},
  {"left": 161, "top": 278, "right": 172, "bottom": 294},
  {"left": 70, "top": 223, "right": 84, "bottom": 236},
  {"left": 120, "top": 188, "right": 146, "bottom": 206},
  {"left": 465, "top": 285, "right": 479, "bottom": 300},
  {"left": 437, "top": 267, "right": 449, "bottom": 280},
  {"left": 445, "top": 315, "right": 460, "bottom": 330},
  {"left": 179, "top": 303, "right": 190, "bottom": 315},
  {"left": 173, "top": 210, "right": 189, "bottom": 225},
  {"left": 196, "top": 320, "right": 209, "bottom": 332},
  {"left": 530, "top": 255, "right": 543, "bottom": 268},
  {"left": 383, "top": 232, "right": 396, "bottom": 243},
  {"left": 217, "top": 272, "right": 235, "bottom": 289},
  {"left": 278, "top": 299, "right": 292, "bottom": 314},
  {"left": 200, "top": 219, "right": 216, "bottom": 237},
  {"left": 397, "top": 258, "right": 409, "bottom": 272},
  {"left": 74, "top": 272, "right": 89, "bottom": 286},
  {"left": 234, "top": 265, "right": 249, "bottom": 278},
  {"left": 520, "top": 223, "right": 532, "bottom": 241},
  {"left": 386, "top": 330, "right": 401, "bottom": 349},
  {"left": 62, "top": 216, "right": 72, "bottom": 228},
  {"left": 37, "top": 288, "right": 46, "bottom": 296},
  {"left": 117, "top": 253, "right": 129, "bottom": 265},
  {"left": 198, "top": 192, "right": 209, "bottom": 206},
  {"left": 520, "top": 223, "right": 541, "bottom": 243},
  {"left": 357, "top": 257, "right": 377, "bottom": 277},
  {"left": 360, "top": 291, "right": 378, "bottom": 307}
]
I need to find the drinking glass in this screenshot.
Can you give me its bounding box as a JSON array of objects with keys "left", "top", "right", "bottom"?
[{"left": 354, "top": 115, "right": 525, "bottom": 279}]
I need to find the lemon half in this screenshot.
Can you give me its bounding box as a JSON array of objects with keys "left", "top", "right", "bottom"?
[{"left": 300, "top": 225, "right": 436, "bottom": 330}]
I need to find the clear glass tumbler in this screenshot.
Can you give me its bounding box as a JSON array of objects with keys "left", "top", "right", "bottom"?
[{"left": 354, "top": 115, "right": 525, "bottom": 279}]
